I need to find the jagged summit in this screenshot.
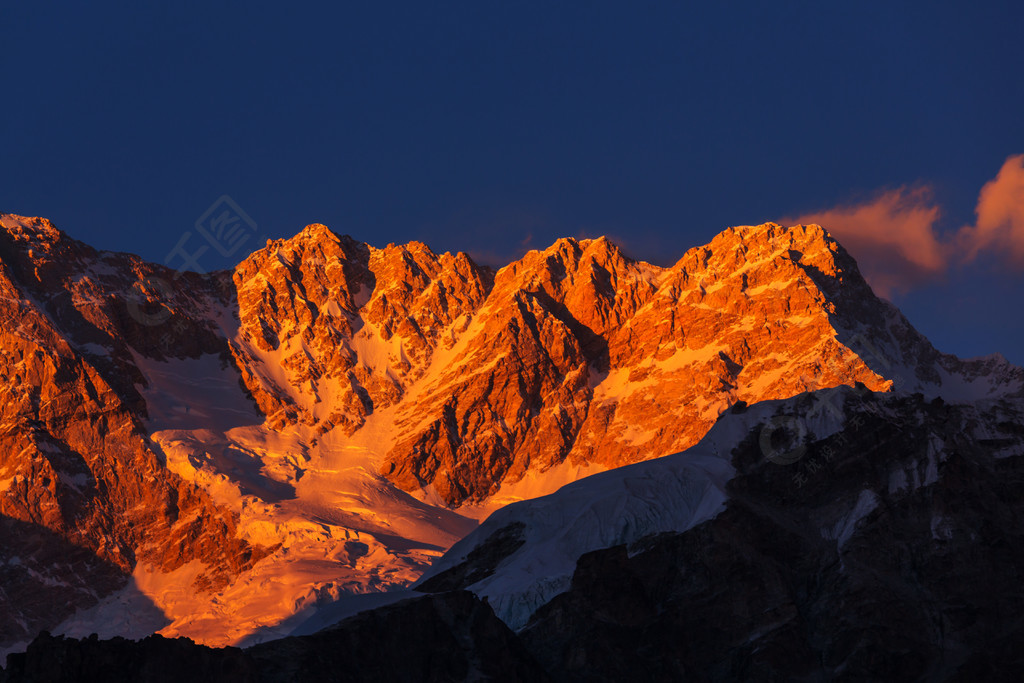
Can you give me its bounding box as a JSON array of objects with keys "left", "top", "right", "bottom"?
[
  {"left": 295, "top": 221, "right": 337, "bottom": 239},
  {"left": 0, "top": 213, "right": 99, "bottom": 274},
  {"left": 0, "top": 213, "right": 65, "bottom": 240}
]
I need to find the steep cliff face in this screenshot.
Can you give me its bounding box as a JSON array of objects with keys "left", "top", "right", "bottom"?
[
  {"left": 377, "top": 223, "right": 1020, "bottom": 504},
  {"left": 1, "top": 212, "right": 1019, "bottom": 652},
  {"left": 230, "top": 225, "right": 492, "bottom": 436},
  {"left": 219, "top": 219, "right": 1021, "bottom": 508},
  {"left": 0, "top": 216, "right": 269, "bottom": 648}
]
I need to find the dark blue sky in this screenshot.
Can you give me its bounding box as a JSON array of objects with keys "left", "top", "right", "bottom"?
[{"left": 3, "top": 2, "right": 1023, "bottom": 363}]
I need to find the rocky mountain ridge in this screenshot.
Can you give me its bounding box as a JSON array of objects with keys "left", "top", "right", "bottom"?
[{"left": 0, "top": 211, "right": 1019, "bottom": 653}]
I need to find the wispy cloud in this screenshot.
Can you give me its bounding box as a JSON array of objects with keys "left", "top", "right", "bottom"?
[
  {"left": 783, "top": 187, "right": 946, "bottom": 296},
  {"left": 958, "top": 154, "right": 1024, "bottom": 267},
  {"left": 783, "top": 154, "right": 1024, "bottom": 296}
]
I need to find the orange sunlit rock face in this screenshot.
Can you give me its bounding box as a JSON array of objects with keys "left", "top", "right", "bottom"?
[
  {"left": 0, "top": 216, "right": 272, "bottom": 646},
  {"left": 143, "top": 218, "right": 992, "bottom": 507},
  {"left": 374, "top": 222, "right": 953, "bottom": 504}
]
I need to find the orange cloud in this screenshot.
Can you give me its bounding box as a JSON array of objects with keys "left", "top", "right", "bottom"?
[
  {"left": 783, "top": 186, "right": 948, "bottom": 296},
  {"left": 783, "top": 154, "right": 1024, "bottom": 297},
  {"left": 958, "top": 154, "right": 1024, "bottom": 267}
]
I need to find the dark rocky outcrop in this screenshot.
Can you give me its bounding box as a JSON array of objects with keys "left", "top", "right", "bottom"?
[
  {"left": 1, "top": 591, "right": 549, "bottom": 683},
  {"left": 518, "top": 393, "right": 1024, "bottom": 681}
]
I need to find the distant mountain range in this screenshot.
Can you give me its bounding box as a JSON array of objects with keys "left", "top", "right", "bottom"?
[{"left": 1, "top": 213, "right": 1021, "bottom": 680}]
